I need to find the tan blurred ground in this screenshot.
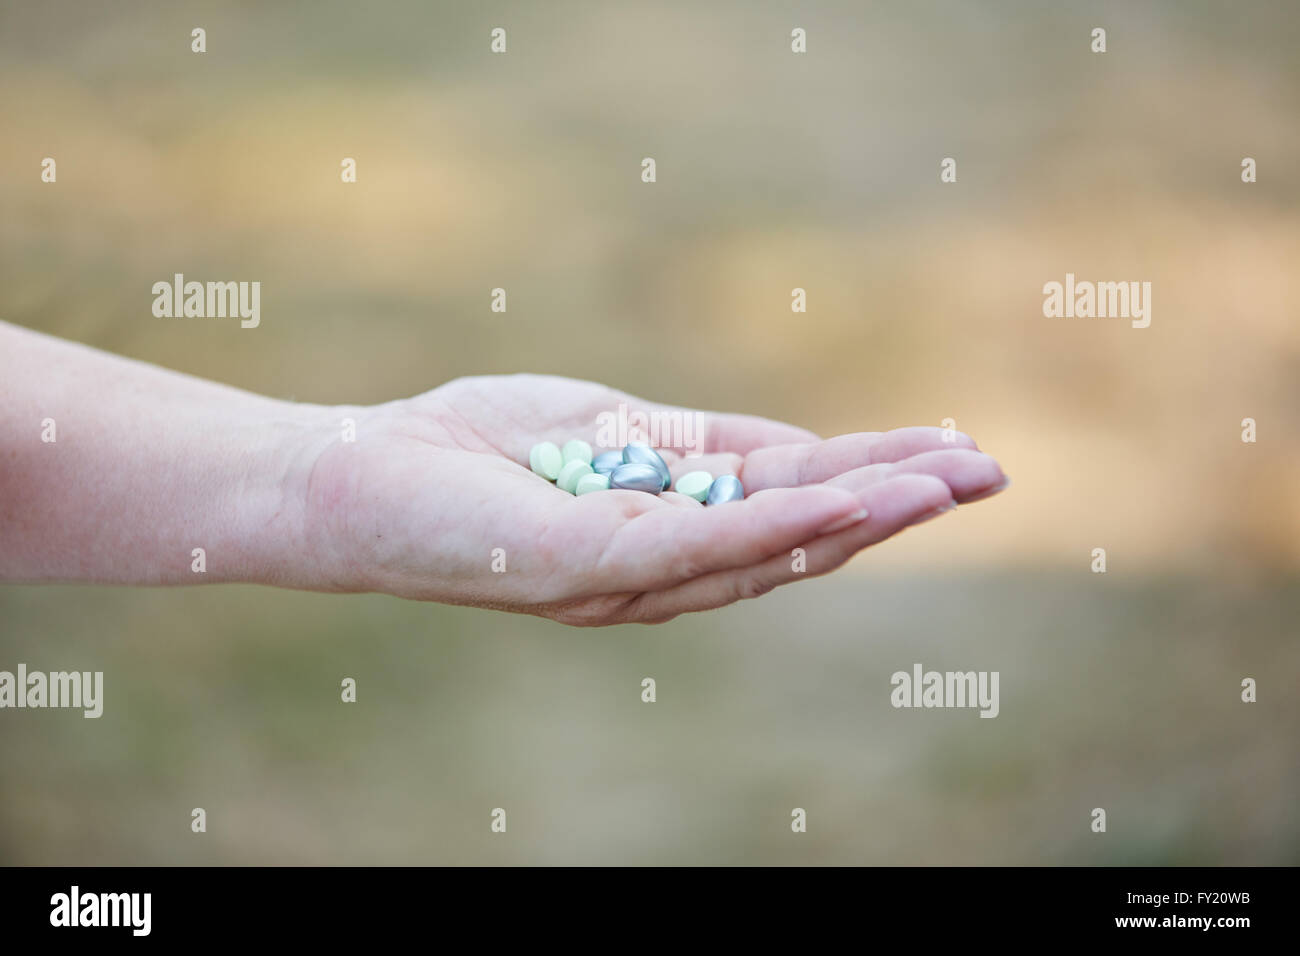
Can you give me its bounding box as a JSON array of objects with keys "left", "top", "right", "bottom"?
[{"left": 0, "top": 1, "right": 1297, "bottom": 864}]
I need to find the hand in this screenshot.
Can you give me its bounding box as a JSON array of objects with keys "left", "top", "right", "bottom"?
[{"left": 301, "top": 374, "right": 1008, "bottom": 624}]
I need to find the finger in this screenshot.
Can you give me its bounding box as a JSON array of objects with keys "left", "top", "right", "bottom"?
[
  {"left": 625, "top": 474, "right": 955, "bottom": 622},
  {"left": 821, "top": 449, "right": 1005, "bottom": 503},
  {"left": 574, "top": 484, "right": 869, "bottom": 594},
  {"left": 739, "top": 426, "right": 979, "bottom": 491}
]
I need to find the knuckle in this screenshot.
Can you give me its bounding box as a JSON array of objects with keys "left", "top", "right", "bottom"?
[
  {"left": 543, "top": 593, "right": 639, "bottom": 628},
  {"left": 734, "top": 574, "right": 776, "bottom": 602}
]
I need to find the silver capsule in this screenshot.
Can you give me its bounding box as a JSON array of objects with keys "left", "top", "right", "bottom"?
[
  {"left": 705, "top": 474, "right": 744, "bottom": 506},
  {"left": 591, "top": 450, "right": 624, "bottom": 477},
  {"left": 609, "top": 463, "right": 664, "bottom": 494},
  {"left": 622, "top": 443, "right": 671, "bottom": 491}
]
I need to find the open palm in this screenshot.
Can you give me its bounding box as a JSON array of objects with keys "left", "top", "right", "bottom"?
[{"left": 303, "top": 374, "right": 1007, "bottom": 625}]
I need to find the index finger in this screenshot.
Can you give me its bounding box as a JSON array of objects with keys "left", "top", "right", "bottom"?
[{"left": 739, "top": 427, "right": 980, "bottom": 491}]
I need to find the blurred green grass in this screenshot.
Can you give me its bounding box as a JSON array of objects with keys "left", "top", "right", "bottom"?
[{"left": 1, "top": 569, "right": 1296, "bottom": 865}]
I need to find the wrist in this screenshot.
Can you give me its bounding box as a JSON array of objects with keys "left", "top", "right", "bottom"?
[
  {"left": 268, "top": 399, "right": 415, "bottom": 595},
  {"left": 238, "top": 400, "right": 369, "bottom": 591}
]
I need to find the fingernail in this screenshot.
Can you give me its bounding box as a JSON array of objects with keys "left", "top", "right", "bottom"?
[
  {"left": 914, "top": 501, "right": 957, "bottom": 525},
  {"left": 818, "top": 508, "right": 869, "bottom": 535}
]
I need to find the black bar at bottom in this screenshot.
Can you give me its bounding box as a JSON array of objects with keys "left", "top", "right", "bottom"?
[{"left": 0, "top": 866, "right": 1286, "bottom": 941}]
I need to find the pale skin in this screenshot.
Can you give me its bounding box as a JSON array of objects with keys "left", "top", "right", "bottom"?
[{"left": 0, "top": 320, "right": 1008, "bottom": 625}]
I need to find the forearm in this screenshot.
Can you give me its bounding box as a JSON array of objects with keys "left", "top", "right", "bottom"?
[{"left": 0, "top": 321, "right": 337, "bottom": 587}]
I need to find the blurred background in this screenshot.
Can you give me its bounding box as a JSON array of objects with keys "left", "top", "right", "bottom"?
[{"left": 1, "top": 0, "right": 1297, "bottom": 864}]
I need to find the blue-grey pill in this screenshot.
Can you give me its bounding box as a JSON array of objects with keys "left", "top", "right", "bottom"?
[
  {"left": 591, "top": 450, "right": 624, "bottom": 476},
  {"left": 622, "top": 443, "right": 671, "bottom": 490},
  {"left": 705, "top": 474, "right": 744, "bottom": 506},
  {"left": 609, "top": 463, "right": 664, "bottom": 494}
]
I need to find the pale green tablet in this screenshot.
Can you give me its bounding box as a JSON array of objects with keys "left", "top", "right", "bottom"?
[
  {"left": 561, "top": 439, "right": 594, "bottom": 465},
  {"left": 575, "top": 473, "right": 611, "bottom": 495},
  {"left": 557, "top": 459, "right": 594, "bottom": 494},
  {"left": 528, "top": 442, "right": 563, "bottom": 481},
  {"left": 674, "top": 470, "right": 714, "bottom": 502}
]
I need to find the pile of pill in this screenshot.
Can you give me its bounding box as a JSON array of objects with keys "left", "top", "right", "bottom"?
[{"left": 527, "top": 440, "right": 745, "bottom": 505}]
